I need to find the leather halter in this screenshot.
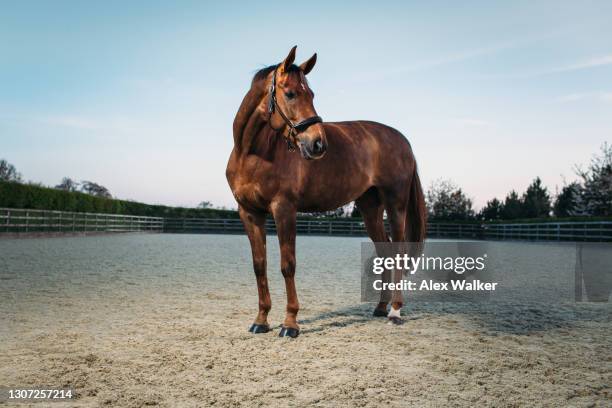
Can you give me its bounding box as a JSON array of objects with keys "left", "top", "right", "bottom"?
[{"left": 267, "top": 66, "right": 323, "bottom": 151}]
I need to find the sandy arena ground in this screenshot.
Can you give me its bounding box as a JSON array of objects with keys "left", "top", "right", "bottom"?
[{"left": 0, "top": 234, "right": 610, "bottom": 407}]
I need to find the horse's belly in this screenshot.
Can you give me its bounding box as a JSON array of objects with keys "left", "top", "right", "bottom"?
[
  {"left": 298, "top": 197, "right": 355, "bottom": 213},
  {"left": 298, "top": 170, "right": 370, "bottom": 212}
]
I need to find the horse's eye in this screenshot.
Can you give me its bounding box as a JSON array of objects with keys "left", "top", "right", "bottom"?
[{"left": 285, "top": 91, "right": 296, "bottom": 100}]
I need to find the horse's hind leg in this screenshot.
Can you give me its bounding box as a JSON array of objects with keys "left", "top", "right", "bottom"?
[
  {"left": 355, "top": 188, "right": 390, "bottom": 317},
  {"left": 239, "top": 206, "right": 271, "bottom": 334},
  {"left": 384, "top": 199, "right": 408, "bottom": 325}
]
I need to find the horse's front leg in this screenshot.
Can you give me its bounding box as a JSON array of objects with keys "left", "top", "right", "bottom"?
[
  {"left": 271, "top": 201, "right": 300, "bottom": 338},
  {"left": 239, "top": 206, "right": 271, "bottom": 334}
]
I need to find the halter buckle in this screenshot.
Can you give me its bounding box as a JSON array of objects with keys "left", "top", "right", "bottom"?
[{"left": 286, "top": 129, "right": 297, "bottom": 152}]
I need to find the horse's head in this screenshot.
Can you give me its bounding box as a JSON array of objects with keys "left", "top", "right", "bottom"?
[{"left": 267, "top": 46, "right": 327, "bottom": 160}]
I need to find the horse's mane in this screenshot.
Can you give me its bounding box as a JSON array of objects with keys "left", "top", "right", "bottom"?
[
  {"left": 252, "top": 64, "right": 277, "bottom": 83},
  {"left": 252, "top": 63, "right": 300, "bottom": 84}
]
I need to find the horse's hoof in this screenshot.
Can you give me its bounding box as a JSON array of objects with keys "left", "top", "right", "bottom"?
[
  {"left": 278, "top": 326, "right": 300, "bottom": 338},
  {"left": 373, "top": 308, "right": 388, "bottom": 317},
  {"left": 248, "top": 323, "right": 271, "bottom": 334},
  {"left": 388, "top": 316, "right": 404, "bottom": 325}
]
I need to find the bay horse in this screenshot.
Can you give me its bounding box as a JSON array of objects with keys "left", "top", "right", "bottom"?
[{"left": 226, "top": 46, "right": 426, "bottom": 337}]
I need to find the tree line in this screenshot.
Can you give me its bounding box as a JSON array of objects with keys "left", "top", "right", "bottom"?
[
  {"left": 0, "top": 163, "right": 113, "bottom": 199},
  {"left": 0, "top": 161, "right": 237, "bottom": 219},
  {"left": 426, "top": 143, "right": 611, "bottom": 221},
  {"left": 55, "top": 177, "right": 112, "bottom": 198},
  {"left": 2, "top": 143, "right": 610, "bottom": 222}
]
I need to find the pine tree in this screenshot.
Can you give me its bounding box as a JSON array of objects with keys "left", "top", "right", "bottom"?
[
  {"left": 553, "top": 182, "right": 581, "bottom": 217},
  {"left": 522, "top": 177, "right": 551, "bottom": 218},
  {"left": 480, "top": 198, "right": 503, "bottom": 220},
  {"left": 501, "top": 190, "right": 522, "bottom": 219}
]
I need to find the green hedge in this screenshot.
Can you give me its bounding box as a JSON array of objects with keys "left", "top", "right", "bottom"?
[
  {"left": 2, "top": 181, "right": 610, "bottom": 223},
  {"left": 0, "top": 181, "right": 239, "bottom": 219}
]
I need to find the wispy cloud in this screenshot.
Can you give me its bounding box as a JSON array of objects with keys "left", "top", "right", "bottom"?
[
  {"left": 396, "top": 31, "right": 569, "bottom": 76},
  {"left": 35, "top": 114, "right": 151, "bottom": 137},
  {"left": 493, "top": 54, "right": 612, "bottom": 79},
  {"left": 550, "top": 55, "right": 612, "bottom": 73},
  {"left": 555, "top": 91, "right": 612, "bottom": 103},
  {"left": 393, "top": 42, "right": 516, "bottom": 73},
  {"left": 348, "top": 32, "right": 569, "bottom": 83},
  {"left": 347, "top": 39, "right": 525, "bottom": 83}
]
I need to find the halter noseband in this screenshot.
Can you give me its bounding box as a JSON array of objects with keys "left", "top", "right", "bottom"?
[{"left": 267, "top": 66, "right": 323, "bottom": 151}]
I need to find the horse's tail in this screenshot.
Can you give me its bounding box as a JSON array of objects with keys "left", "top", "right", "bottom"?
[{"left": 406, "top": 168, "right": 427, "bottom": 243}]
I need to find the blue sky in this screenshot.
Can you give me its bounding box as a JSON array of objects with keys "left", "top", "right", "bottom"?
[{"left": 1, "top": 1, "right": 611, "bottom": 209}]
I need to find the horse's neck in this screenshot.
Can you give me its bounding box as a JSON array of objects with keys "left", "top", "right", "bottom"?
[
  {"left": 233, "top": 86, "right": 268, "bottom": 156},
  {"left": 235, "top": 111, "right": 288, "bottom": 164},
  {"left": 233, "top": 84, "right": 291, "bottom": 165}
]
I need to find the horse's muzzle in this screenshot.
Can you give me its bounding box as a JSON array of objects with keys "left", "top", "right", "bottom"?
[{"left": 299, "top": 136, "right": 327, "bottom": 160}]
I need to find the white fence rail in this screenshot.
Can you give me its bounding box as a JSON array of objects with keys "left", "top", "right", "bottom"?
[
  {"left": 482, "top": 222, "right": 612, "bottom": 242},
  {"left": 163, "top": 218, "right": 612, "bottom": 242},
  {"left": 0, "top": 208, "right": 163, "bottom": 234},
  {"left": 163, "top": 218, "right": 369, "bottom": 236},
  {"left": 2, "top": 208, "right": 611, "bottom": 242}
]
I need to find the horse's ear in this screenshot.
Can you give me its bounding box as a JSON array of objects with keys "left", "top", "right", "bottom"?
[
  {"left": 299, "top": 53, "right": 317, "bottom": 75},
  {"left": 281, "top": 46, "right": 297, "bottom": 73}
]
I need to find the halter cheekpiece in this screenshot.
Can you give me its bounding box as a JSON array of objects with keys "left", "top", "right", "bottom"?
[{"left": 267, "top": 65, "right": 323, "bottom": 151}]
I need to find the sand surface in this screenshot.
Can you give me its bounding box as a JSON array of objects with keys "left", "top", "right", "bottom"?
[{"left": 0, "top": 234, "right": 610, "bottom": 407}]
